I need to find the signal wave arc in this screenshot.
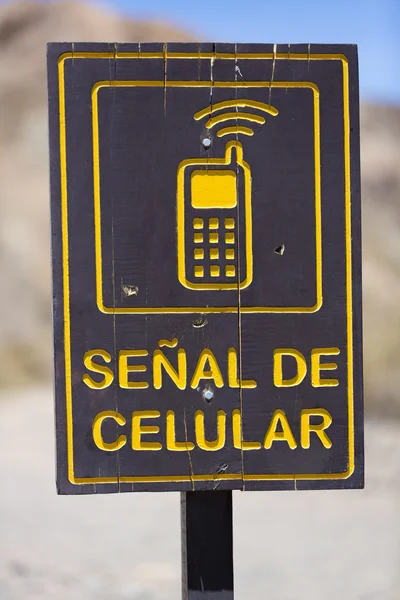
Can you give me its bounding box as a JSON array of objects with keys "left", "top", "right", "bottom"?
[
  {"left": 217, "top": 126, "right": 254, "bottom": 138},
  {"left": 194, "top": 99, "right": 279, "bottom": 120},
  {"left": 206, "top": 112, "right": 265, "bottom": 129}
]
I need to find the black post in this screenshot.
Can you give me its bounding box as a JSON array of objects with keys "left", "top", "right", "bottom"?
[{"left": 181, "top": 491, "right": 234, "bottom": 599}]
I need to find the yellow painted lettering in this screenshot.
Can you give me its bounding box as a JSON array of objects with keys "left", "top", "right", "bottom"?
[
  {"left": 195, "top": 410, "right": 226, "bottom": 451},
  {"left": 132, "top": 411, "right": 162, "bottom": 450},
  {"left": 301, "top": 409, "right": 333, "bottom": 449},
  {"left": 228, "top": 348, "right": 257, "bottom": 389},
  {"left": 232, "top": 409, "right": 261, "bottom": 450},
  {"left": 311, "top": 347, "right": 340, "bottom": 387},
  {"left": 273, "top": 348, "right": 307, "bottom": 387},
  {"left": 166, "top": 410, "right": 194, "bottom": 451},
  {"left": 119, "top": 350, "right": 149, "bottom": 389},
  {"left": 153, "top": 348, "right": 187, "bottom": 390},
  {"left": 190, "top": 349, "right": 224, "bottom": 389},
  {"left": 263, "top": 409, "right": 297, "bottom": 449},
  {"left": 82, "top": 349, "right": 114, "bottom": 389},
  {"left": 92, "top": 411, "right": 126, "bottom": 451}
]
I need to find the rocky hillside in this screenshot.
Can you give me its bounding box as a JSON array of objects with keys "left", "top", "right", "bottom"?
[
  {"left": 0, "top": 0, "right": 190, "bottom": 387},
  {"left": 0, "top": 0, "right": 399, "bottom": 415},
  {"left": 361, "top": 104, "right": 400, "bottom": 415}
]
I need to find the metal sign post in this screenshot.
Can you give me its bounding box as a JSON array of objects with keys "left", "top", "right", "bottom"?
[{"left": 181, "top": 491, "right": 233, "bottom": 599}]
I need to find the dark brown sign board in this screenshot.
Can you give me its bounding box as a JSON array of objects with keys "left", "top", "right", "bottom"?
[{"left": 48, "top": 42, "right": 363, "bottom": 495}]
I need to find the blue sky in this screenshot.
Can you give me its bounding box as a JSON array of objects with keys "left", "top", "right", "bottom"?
[{"left": 102, "top": 0, "right": 399, "bottom": 105}]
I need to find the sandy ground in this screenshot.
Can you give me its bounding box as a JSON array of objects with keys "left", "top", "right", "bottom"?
[{"left": 1, "top": 387, "right": 399, "bottom": 600}]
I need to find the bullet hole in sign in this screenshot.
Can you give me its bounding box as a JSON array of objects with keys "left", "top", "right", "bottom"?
[
  {"left": 122, "top": 284, "right": 138, "bottom": 297},
  {"left": 202, "top": 387, "right": 214, "bottom": 402}
]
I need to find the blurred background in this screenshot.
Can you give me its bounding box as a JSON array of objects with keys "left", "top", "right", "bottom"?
[{"left": 0, "top": 0, "right": 399, "bottom": 598}]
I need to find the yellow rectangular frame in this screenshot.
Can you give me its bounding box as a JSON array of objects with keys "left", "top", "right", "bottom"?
[
  {"left": 92, "top": 78, "right": 321, "bottom": 313},
  {"left": 57, "top": 51, "right": 354, "bottom": 485}
]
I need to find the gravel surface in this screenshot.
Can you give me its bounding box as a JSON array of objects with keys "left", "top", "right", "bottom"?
[{"left": 1, "top": 388, "right": 399, "bottom": 599}]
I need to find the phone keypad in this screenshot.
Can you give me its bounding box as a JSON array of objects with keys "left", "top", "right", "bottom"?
[
  {"left": 209, "top": 232, "right": 219, "bottom": 244},
  {"left": 194, "top": 266, "right": 204, "bottom": 277},
  {"left": 193, "top": 218, "right": 203, "bottom": 229},
  {"left": 192, "top": 217, "right": 236, "bottom": 279},
  {"left": 209, "top": 218, "right": 219, "bottom": 229}
]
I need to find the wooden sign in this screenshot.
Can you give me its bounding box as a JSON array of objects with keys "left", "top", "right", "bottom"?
[{"left": 48, "top": 43, "right": 364, "bottom": 494}]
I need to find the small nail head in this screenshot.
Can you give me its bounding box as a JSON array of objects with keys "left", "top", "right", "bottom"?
[
  {"left": 193, "top": 317, "right": 207, "bottom": 328},
  {"left": 202, "top": 138, "right": 211, "bottom": 148},
  {"left": 203, "top": 389, "right": 214, "bottom": 401}
]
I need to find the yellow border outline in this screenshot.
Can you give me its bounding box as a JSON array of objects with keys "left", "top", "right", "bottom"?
[
  {"left": 92, "top": 78, "right": 321, "bottom": 314},
  {"left": 177, "top": 140, "right": 253, "bottom": 290},
  {"left": 57, "top": 51, "right": 354, "bottom": 485}
]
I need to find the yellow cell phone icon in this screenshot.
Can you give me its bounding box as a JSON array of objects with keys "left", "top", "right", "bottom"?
[{"left": 177, "top": 140, "right": 253, "bottom": 290}]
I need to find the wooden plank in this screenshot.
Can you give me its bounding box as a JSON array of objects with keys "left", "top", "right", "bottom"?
[{"left": 48, "top": 43, "right": 363, "bottom": 494}]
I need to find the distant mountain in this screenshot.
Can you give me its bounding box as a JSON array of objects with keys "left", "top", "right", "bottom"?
[{"left": 0, "top": 0, "right": 399, "bottom": 416}]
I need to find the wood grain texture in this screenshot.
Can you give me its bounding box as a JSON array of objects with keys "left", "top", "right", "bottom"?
[{"left": 48, "top": 42, "right": 363, "bottom": 494}]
